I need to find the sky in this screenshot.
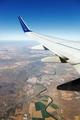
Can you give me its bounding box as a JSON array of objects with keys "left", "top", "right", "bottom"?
[{"left": 0, "top": 0, "right": 80, "bottom": 41}]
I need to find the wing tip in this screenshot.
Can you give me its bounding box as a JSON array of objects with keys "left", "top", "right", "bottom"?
[{"left": 18, "top": 16, "right": 32, "bottom": 32}]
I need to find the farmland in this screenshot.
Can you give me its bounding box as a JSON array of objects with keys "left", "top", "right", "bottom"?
[
  {"left": 29, "top": 99, "right": 60, "bottom": 120},
  {"left": 41, "top": 109, "right": 50, "bottom": 118},
  {"left": 50, "top": 104, "right": 59, "bottom": 110},
  {"left": 30, "top": 101, "right": 56, "bottom": 120},
  {"left": 42, "top": 99, "right": 48, "bottom": 102},
  {"left": 32, "top": 118, "right": 45, "bottom": 120},
  {"left": 35, "top": 102, "right": 46, "bottom": 111},
  {"left": 29, "top": 83, "right": 61, "bottom": 120},
  {"left": 45, "top": 97, "right": 49, "bottom": 99}
]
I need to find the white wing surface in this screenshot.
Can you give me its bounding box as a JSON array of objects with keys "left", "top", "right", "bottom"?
[{"left": 18, "top": 16, "right": 80, "bottom": 75}]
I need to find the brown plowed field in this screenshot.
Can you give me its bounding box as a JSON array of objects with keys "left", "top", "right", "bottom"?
[{"left": 33, "top": 110, "right": 43, "bottom": 118}]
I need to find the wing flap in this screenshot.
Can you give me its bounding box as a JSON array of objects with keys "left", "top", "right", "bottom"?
[
  {"left": 73, "top": 64, "right": 80, "bottom": 74},
  {"left": 31, "top": 45, "right": 49, "bottom": 50},
  {"left": 41, "top": 55, "right": 66, "bottom": 63}
]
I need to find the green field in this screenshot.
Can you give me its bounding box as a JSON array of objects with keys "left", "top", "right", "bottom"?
[
  {"left": 45, "top": 96, "right": 49, "bottom": 99},
  {"left": 35, "top": 102, "right": 46, "bottom": 111},
  {"left": 32, "top": 118, "right": 45, "bottom": 120},
  {"left": 35, "top": 102, "right": 40, "bottom": 111},
  {"left": 41, "top": 109, "right": 50, "bottom": 118},
  {"left": 32, "top": 118, "right": 38, "bottom": 120},
  {"left": 50, "top": 103, "right": 59, "bottom": 109},
  {"left": 42, "top": 99, "right": 48, "bottom": 102}
]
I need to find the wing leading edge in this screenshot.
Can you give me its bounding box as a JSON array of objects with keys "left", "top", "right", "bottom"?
[{"left": 18, "top": 16, "right": 80, "bottom": 75}]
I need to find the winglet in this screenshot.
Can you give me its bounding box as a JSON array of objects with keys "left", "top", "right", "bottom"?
[{"left": 18, "top": 16, "right": 32, "bottom": 32}]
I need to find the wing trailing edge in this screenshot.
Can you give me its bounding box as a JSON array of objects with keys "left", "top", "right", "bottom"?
[
  {"left": 31, "top": 45, "right": 49, "bottom": 50},
  {"left": 41, "top": 55, "right": 66, "bottom": 63}
]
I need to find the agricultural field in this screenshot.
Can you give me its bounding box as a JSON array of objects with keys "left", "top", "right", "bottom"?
[
  {"left": 32, "top": 118, "right": 45, "bottom": 120},
  {"left": 45, "top": 97, "right": 49, "bottom": 99},
  {"left": 35, "top": 102, "right": 46, "bottom": 111},
  {"left": 42, "top": 99, "right": 48, "bottom": 102},
  {"left": 29, "top": 101, "right": 60, "bottom": 120},
  {"left": 50, "top": 103, "right": 59, "bottom": 109},
  {"left": 33, "top": 110, "right": 43, "bottom": 118},
  {"left": 41, "top": 109, "right": 49, "bottom": 118}
]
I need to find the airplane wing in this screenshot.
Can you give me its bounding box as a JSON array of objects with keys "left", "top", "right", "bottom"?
[
  {"left": 18, "top": 16, "right": 80, "bottom": 74},
  {"left": 18, "top": 16, "right": 80, "bottom": 91}
]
